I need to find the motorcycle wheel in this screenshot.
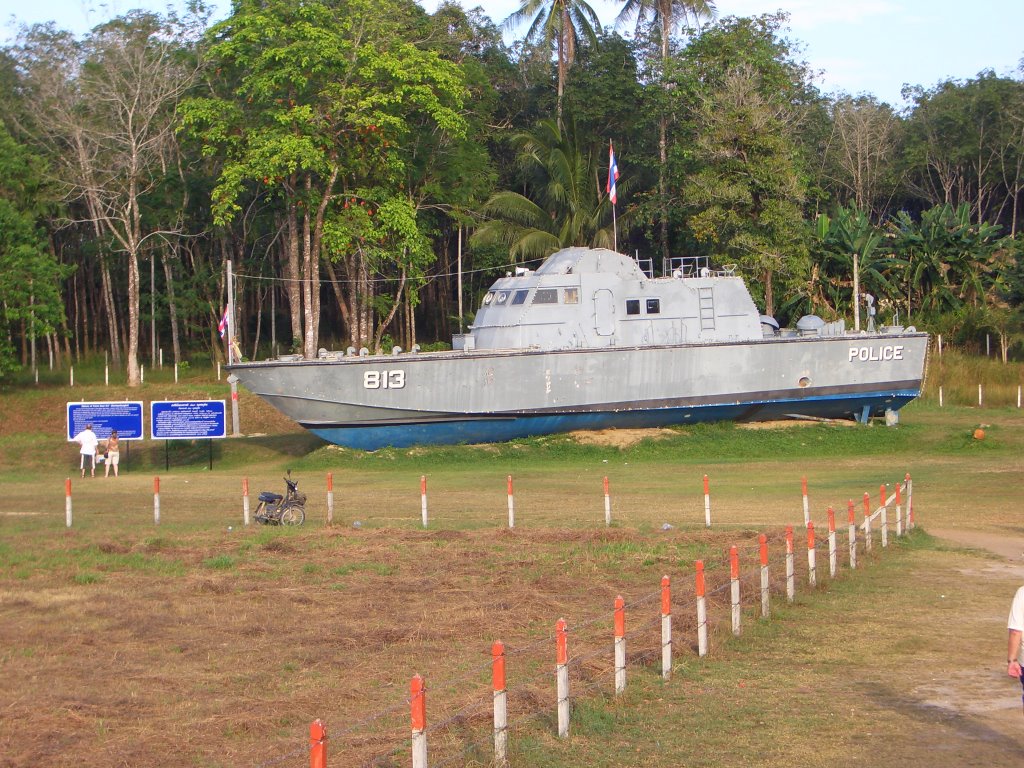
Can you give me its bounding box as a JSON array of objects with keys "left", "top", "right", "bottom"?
[
  {"left": 254, "top": 501, "right": 271, "bottom": 525},
  {"left": 280, "top": 504, "right": 305, "bottom": 526}
]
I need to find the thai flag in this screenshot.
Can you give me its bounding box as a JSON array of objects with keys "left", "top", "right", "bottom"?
[
  {"left": 607, "top": 141, "right": 619, "bottom": 205},
  {"left": 218, "top": 308, "right": 229, "bottom": 338}
]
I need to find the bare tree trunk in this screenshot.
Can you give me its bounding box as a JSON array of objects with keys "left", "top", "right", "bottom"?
[
  {"left": 162, "top": 249, "right": 181, "bottom": 366},
  {"left": 284, "top": 210, "right": 303, "bottom": 351},
  {"left": 101, "top": 260, "right": 121, "bottom": 364},
  {"left": 126, "top": 249, "right": 141, "bottom": 386}
]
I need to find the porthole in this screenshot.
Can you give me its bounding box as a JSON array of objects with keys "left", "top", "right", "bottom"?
[
  {"left": 798, "top": 376, "right": 811, "bottom": 388},
  {"left": 496, "top": 291, "right": 509, "bottom": 304}
]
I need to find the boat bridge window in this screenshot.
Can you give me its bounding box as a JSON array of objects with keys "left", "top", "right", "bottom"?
[
  {"left": 646, "top": 298, "right": 661, "bottom": 314},
  {"left": 496, "top": 291, "right": 509, "bottom": 304},
  {"left": 511, "top": 289, "right": 529, "bottom": 305},
  {"left": 533, "top": 288, "right": 558, "bottom": 304},
  {"left": 626, "top": 299, "right": 641, "bottom": 316},
  {"left": 482, "top": 292, "right": 494, "bottom": 306},
  {"left": 564, "top": 287, "right": 579, "bottom": 304}
]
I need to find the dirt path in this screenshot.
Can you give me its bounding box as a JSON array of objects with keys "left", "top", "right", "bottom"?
[{"left": 909, "top": 526, "right": 1024, "bottom": 762}]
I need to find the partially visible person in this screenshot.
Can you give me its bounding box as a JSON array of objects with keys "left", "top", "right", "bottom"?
[
  {"left": 1007, "top": 585, "right": 1024, "bottom": 716},
  {"left": 104, "top": 429, "right": 120, "bottom": 478},
  {"left": 74, "top": 423, "right": 99, "bottom": 478}
]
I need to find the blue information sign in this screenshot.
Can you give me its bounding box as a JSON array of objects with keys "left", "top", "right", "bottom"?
[
  {"left": 150, "top": 400, "right": 227, "bottom": 440},
  {"left": 66, "top": 401, "right": 144, "bottom": 441}
]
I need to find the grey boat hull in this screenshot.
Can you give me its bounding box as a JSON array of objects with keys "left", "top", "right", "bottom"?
[{"left": 229, "top": 332, "right": 928, "bottom": 450}]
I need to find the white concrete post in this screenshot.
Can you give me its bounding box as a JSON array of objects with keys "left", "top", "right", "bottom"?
[
  {"left": 696, "top": 561, "right": 708, "bottom": 657},
  {"left": 863, "top": 493, "right": 873, "bottom": 552},
  {"left": 895, "top": 483, "right": 903, "bottom": 537},
  {"left": 661, "top": 576, "right": 672, "bottom": 680},
  {"left": 420, "top": 475, "right": 428, "bottom": 528},
  {"left": 242, "top": 478, "right": 251, "bottom": 526},
  {"left": 759, "top": 534, "right": 770, "bottom": 619},
  {"left": 785, "top": 526, "right": 795, "bottom": 603},
  {"left": 507, "top": 475, "right": 515, "bottom": 529},
  {"left": 614, "top": 596, "right": 626, "bottom": 694},
  {"left": 880, "top": 484, "right": 889, "bottom": 548},
  {"left": 326, "top": 473, "right": 334, "bottom": 525},
  {"left": 556, "top": 618, "right": 569, "bottom": 738},
  {"left": 153, "top": 476, "right": 161, "bottom": 525},
  {"left": 492, "top": 642, "right": 508, "bottom": 766},
  {"left": 703, "top": 474, "right": 711, "bottom": 527},
  {"left": 848, "top": 500, "right": 857, "bottom": 570},
  {"left": 603, "top": 476, "right": 611, "bottom": 527},
  {"left": 827, "top": 506, "right": 837, "bottom": 579},
  {"left": 729, "top": 546, "right": 741, "bottom": 636}
]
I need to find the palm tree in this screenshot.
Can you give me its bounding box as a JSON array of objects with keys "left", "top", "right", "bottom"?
[
  {"left": 616, "top": 0, "right": 715, "bottom": 262},
  {"left": 471, "top": 117, "right": 615, "bottom": 260},
  {"left": 503, "top": 0, "right": 601, "bottom": 127}
]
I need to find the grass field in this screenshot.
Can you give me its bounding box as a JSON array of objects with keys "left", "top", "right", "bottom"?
[{"left": 1, "top": 366, "right": 1023, "bottom": 767}]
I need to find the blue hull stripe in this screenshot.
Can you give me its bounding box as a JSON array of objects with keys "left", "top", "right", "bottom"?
[{"left": 308, "top": 390, "right": 919, "bottom": 451}]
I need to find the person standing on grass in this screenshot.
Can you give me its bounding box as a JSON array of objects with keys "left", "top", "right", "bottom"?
[
  {"left": 74, "top": 423, "right": 99, "bottom": 478},
  {"left": 1007, "top": 585, "right": 1024, "bottom": 715},
  {"left": 104, "top": 429, "right": 120, "bottom": 478}
]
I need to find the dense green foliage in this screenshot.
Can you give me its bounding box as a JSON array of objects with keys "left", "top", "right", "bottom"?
[{"left": 1, "top": 3, "right": 1023, "bottom": 379}]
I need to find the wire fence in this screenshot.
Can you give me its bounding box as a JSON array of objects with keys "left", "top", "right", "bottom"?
[{"left": 240, "top": 476, "right": 915, "bottom": 767}]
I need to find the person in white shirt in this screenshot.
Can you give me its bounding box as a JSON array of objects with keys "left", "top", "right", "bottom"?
[
  {"left": 1007, "top": 585, "right": 1024, "bottom": 715},
  {"left": 74, "top": 424, "right": 99, "bottom": 478}
]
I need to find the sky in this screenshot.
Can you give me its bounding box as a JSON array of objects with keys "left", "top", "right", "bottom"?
[{"left": 4, "top": 0, "right": 1023, "bottom": 107}]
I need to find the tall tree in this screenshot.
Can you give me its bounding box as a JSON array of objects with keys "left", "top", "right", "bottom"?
[
  {"left": 12, "top": 12, "right": 204, "bottom": 385},
  {"left": 616, "top": 0, "right": 715, "bottom": 260},
  {"left": 823, "top": 95, "right": 900, "bottom": 219},
  {"left": 183, "top": 0, "right": 467, "bottom": 356},
  {"left": 471, "top": 116, "right": 615, "bottom": 259},
  {"left": 503, "top": 0, "right": 601, "bottom": 127},
  {"left": 0, "top": 121, "right": 70, "bottom": 377},
  {"left": 674, "top": 15, "right": 814, "bottom": 316}
]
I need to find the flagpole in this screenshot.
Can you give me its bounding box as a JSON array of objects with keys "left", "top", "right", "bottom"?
[{"left": 612, "top": 201, "right": 618, "bottom": 253}]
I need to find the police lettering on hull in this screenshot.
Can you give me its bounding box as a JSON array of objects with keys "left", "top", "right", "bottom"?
[{"left": 849, "top": 345, "right": 904, "bottom": 362}]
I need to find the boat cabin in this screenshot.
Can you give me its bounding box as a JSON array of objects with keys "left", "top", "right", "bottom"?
[{"left": 465, "top": 247, "right": 765, "bottom": 351}]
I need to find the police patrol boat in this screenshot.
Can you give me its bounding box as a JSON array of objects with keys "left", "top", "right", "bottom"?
[{"left": 228, "top": 247, "right": 928, "bottom": 450}]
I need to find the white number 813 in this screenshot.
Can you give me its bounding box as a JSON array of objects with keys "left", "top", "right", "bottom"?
[{"left": 363, "top": 370, "right": 406, "bottom": 389}]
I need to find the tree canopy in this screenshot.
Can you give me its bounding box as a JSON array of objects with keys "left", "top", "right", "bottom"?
[{"left": 1, "top": 2, "right": 1023, "bottom": 378}]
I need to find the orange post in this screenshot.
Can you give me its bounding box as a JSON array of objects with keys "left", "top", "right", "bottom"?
[
  {"left": 603, "top": 476, "right": 609, "bottom": 496},
  {"left": 729, "top": 545, "right": 739, "bottom": 580},
  {"left": 703, "top": 474, "right": 710, "bottom": 496},
  {"left": 420, "top": 475, "right": 426, "bottom": 495},
  {"left": 863, "top": 492, "right": 870, "bottom": 518},
  {"left": 895, "top": 484, "right": 901, "bottom": 506},
  {"left": 309, "top": 719, "right": 327, "bottom": 768},
  {"left": 695, "top": 560, "right": 706, "bottom": 597},
  {"left": 785, "top": 525, "right": 794, "bottom": 554},
  {"left": 802, "top": 476, "right": 807, "bottom": 496},
  {"left": 848, "top": 499, "right": 855, "bottom": 524},
  {"left": 492, "top": 641, "right": 506, "bottom": 692},
  {"left": 507, "top": 475, "right": 513, "bottom": 496},
  {"left": 661, "top": 575, "right": 671, "bottom": 616},
  {"left": 410, "top": 674, "right": 426, "bottom": 732},
  {"left": 614, "top": 595, "right": 625, "bottom": 638},
  {"left": 242, "top": 477, "right": 249, "bottom": 496},
  {"left": 807, "top": 521, "right": 815, "bottom": 550},
  {"left": 65, "top": 478, "right": 72, "bottom": 497},
  {"left": 827, "top": 506, "right": 835, "bottom": 533},
  {"left": 556, "top": 618, "right": 568, "bottom": 665},
  {"left": 327, "top": 472, "right": 333, "bottom": 492},
  {"left": 759, "top": 533, "right": 768, "bottom": 566},
  {"left": 154, "top": 476, "right": 160, "bottom": 494},
  {"left": 880, "top": 484, "right": 887, "bottom": 510}
]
